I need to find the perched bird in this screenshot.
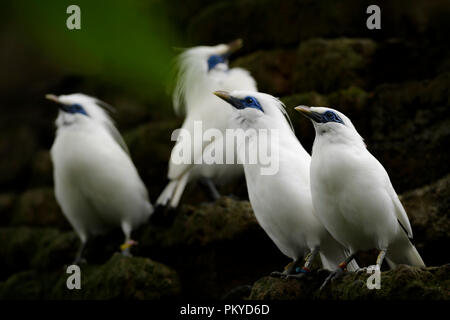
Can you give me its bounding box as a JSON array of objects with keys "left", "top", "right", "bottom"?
[
  {"left": 214, "top": 90, "right": 358, "bottom": 276},
  {"left": 156, "top": 40, "right": 257, "bottom": 210},
  {"left": 47, "top": 93, "right": 153, "bottom": 263},
  {"left": 295, "top": 106, "right": 425, "bottom": 286}
]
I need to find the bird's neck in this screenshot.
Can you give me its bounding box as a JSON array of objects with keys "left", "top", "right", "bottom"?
[{"left": 313, "top": 129, "right": 366, "bottom": 153}]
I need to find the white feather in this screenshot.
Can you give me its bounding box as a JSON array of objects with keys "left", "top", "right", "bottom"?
[
  {"left": 51, "top": 93, "right": 153, "bottom": 245},
  {"left": 308, "top": 106, "right": 425, "bottom": 268},
  {"left": 224, "top": 91, "right": 356, "bottom": 271},
  {"left": 158, "top": 43, "right": 257, "bottom": 208}
]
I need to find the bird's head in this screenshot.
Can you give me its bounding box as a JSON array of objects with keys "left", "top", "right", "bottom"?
[
  {"left": 295, "top": 106, "right": 363, "bottom": 144},
  {"left": 213, "top": 90, "right": 293, "bottom": 131},
  {"left": 46, "top": 93, "right": 114, "bottom": 127},
  {"left": 185, "top": 39, "right": 243, "bottom": 72}
]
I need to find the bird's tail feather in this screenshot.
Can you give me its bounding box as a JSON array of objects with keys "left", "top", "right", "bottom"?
[
  {"left": 155, "top": 171, "right": 190, "bottom": 209},
  {"left": 386, "top": 232, "right": 425, "bottom": 268},
  {"left": 169, "top": 172, "right": 190, "bottom": 208},
  {"left": 320, "top": 234, "right": 359, "bottom": 271},
  {"left": 156, "top": 181, "right": 178, "bottom": 207}
]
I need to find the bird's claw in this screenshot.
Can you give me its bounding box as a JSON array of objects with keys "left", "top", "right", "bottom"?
[
  {"left": 72, "top": 257, "right": 86, "bottom": 265},
  {"left": 356, "top": 267, "right": 368, "bottom": 274},
  {"left": 319, "top": 268, "right": 344, "bottom": 291},
  {"left": 120, "top": 239, "right": 138, "bottom": 257},
  {"left": 286, "top": 272, "right": 307, "bottom": 280},
  {"left": 270, "top": 271, "right": 287, "bottom": 278}
]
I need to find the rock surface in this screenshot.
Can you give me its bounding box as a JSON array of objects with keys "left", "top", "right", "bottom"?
[
  {"left": 0, "top": 254, "right": 181, "bottom": 300},
  {"left": 249, "top": 264, "right": 450, "bottom": 300},
  {"left": 400, "top": 174, "right": 450, "bottom": 266}
]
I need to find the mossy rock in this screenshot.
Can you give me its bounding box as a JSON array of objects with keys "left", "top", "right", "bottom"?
[
  {"left": 0, "top": 193, "right": 18, "bottom": 226},
  {"left": 123, "top": 119, "right": 182, "bottom": 200},
  {"left": 10, "top": 188, "right": 70, "bottom": 229},
  {"left": 187, "top": 0, "right": 374, "bottom": 52},
  {"left": 29, "top": 150, "right": 53, "bottom": 188},
  {"left": 0, "top": 254, "right": 181, "bottom": 300},
  {"left": 139, "top": 197, "right": 259, "bottom": 249},
  {"left": 399, "top": 174, "right": 450, "bottom": 266},
  {"left": 137, "top": 197, "right": 287, "bottom": 299},
  {"left": 293, "top": 38, "right": 377, "bottom": 94},
  {"left": 0, "top": 125, "right": 38, "bottom": 190},
  {"left": 51, "top": 254, "right": 181, "bottom": 300},
  {"left": 232, "top": 49, "right": 297, "bottom": 96},
  {"left": 368, "top": 72, "right": 450, "bottom": 192},
  {"left": 249, "top": 264, "right": 450, "bottom": 300},
  {"left": 0, "top": 227, "right": 78, "bottom": 279}
]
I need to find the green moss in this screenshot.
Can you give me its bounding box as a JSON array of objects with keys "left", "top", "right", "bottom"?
[
  {"left": 0, "top": 254, "right": 181, "bottom": 300},
  {"left": 11, "top": 188, "right": 70, "bottom": 229},
  {"left": 123, "top": 120, "right": 182, "bottom": 199},
  {"left": 293, "top": 38, "right": 377, "bottom": 94},
  {"left": 250, "top": 265, "right": 450, "bottom": 300},
  {"left": 0, "top": 227, "right": 78, "bottom": 278},
  {"left": 232, "top": 49, "right": 297, "bottom": 96},
  {"left": 138, "top": 197, "right": 258, "bottom": 248},
  {"left": 51, "top": 253, "right": 181, "bottom": 300}
]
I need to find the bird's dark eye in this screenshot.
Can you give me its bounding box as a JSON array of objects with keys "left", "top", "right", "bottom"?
[
  {"left": 245, "top": 97, "right": 254, "bottom": 105},
  {"left": 324, "top": 111, "right": 335, "bottom": 120}
]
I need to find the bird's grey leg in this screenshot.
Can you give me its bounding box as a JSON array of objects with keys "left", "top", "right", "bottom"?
[
  {"left": 73, "top": 241, "right": 87, "bottom": 265},
  {"left": 319, "top": 253, "right": 358, "bottom": 290},
  {"left": 120, "top": 222, "right": 138, "bottom": 257},
  {"left": 200, "top": 178, "right": 221, "bottom": 201},
  {"left": 270, "top": 260, "right": 299, "bottom": 278},
  {"left": 376, "top": 249, "right": 386, "bottom": 268},
  {"left": 120, "top": 239, "right": 138, "bottom": 257},
  {"left": 286, "top": 248, "right": 319, "bottom": 279}
]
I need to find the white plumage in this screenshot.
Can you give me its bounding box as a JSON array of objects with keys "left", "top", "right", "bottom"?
[
  {"left": 157, "top": 40, "right": 258, "bottom": 209},
  {"left": 296, "top": 106, "right": 425, "bottom": 275},
  {"left": 215, "top": 91, "right": 358, "bottom": 276},
  {"left": 48, "top": 93, "right": 153, "bottom": 262}
]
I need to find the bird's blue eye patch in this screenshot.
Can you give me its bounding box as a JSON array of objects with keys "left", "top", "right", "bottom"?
[
  {"left": 240, "top": 96, "right": 263, "bottom": 112},
  {"left": 207, "top": 54, "right": 226, "bottom": 71},
  {"left": 61, "top": 103, "right": 89, "bottom": 116},
  {"left": 321, "top": 111, "right": 343, "bottom": 124}
]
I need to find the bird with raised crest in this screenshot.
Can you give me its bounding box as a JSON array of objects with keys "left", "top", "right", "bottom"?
[{"left": 155, "top": 40, "right": 257, "bottom": 213}]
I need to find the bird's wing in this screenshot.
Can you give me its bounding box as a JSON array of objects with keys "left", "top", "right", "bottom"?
[
  {"left": 372, "top": 153, "right": 413, "bottom": 239},
  {"left": 105, "top": 122, "right": 130, "bottom": 155},
  {"left": 388, "top": 182, "right": 413, "bottom": 238}
]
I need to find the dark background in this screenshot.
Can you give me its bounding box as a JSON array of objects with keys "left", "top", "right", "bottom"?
[{"left": 0, "top": 0, "right": 449, "bottom": 300}]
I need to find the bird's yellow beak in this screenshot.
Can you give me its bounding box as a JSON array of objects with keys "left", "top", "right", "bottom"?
[
  {"left": 213, "top": 90, "right": 243, "bottom": 110},
  {"left": 213, "top": 90, "right": 232, "bottom": 102},
  {"left": 227, "top": 38, "right": 243, "bottom": 54},
  {"left": 295, "top": 105, "right": 323, "bottom": 122},
  {"left": 295, "top": 106, "right": 312, "bottom": 116},
  {"left": 45, "top": 94, "right": 60, "bottom": 104}
]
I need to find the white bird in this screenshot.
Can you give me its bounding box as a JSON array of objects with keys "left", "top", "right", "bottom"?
[
  {"left": 156, "top": 40, "right": 258, "bottom": 210},
  {"left": 214, "top": 90, "right": 358, "bottom": 277},
  {"left": 47, "top": 93, "right": 153, "bottom": 263},
  {"left": 295, "top": 106, "right": 425, "bottom": 286}
]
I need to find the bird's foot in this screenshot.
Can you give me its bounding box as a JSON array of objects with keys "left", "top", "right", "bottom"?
[
  {"left": 270, "top": 271, "right": 287, "bottom": 278},
  {"left": 120, "top": 239, "right": 138, "bottom": 257},
  {"left": 286, "top": 266, "right": 311, "bottom": 280},
  {"left": 72, "top": 257, "right": 87, "bottom": 265},
  {"left": 356, "top": 267, "right": 368, "bottom": 274},
  {"left": 319, "top": 268, "right": 345, "bottom": 291}
]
